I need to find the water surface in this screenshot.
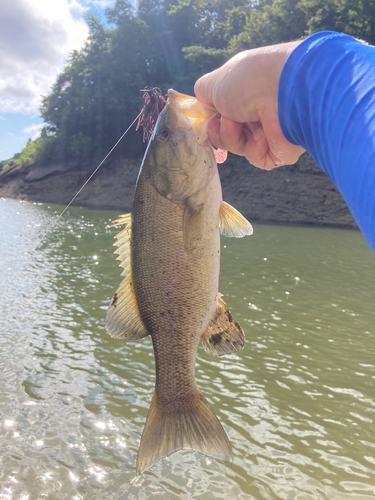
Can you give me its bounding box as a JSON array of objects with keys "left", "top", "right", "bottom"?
[{"left": 0, "top": 198, "right": 374, "bottom": 499}]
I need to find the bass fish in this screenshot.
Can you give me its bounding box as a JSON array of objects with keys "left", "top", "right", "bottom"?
[{"left": 106, "top": 90, "right": 252, "bottom": 475}]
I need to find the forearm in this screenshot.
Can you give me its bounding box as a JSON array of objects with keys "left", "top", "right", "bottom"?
[{"left": 279, "top": 31, "right": 375, "bottom": 252}]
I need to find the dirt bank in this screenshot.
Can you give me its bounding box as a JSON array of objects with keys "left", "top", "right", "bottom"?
[{"left": 0, "top": 153, "right": 357, "bottom": 228}]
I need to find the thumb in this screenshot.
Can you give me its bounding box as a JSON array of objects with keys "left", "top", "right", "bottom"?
[{"left": 194, "top": 72, "right": 215, "bottom": 106}]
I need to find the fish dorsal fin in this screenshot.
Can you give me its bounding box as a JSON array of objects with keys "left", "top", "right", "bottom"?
[
  {"left": 105, "top": 214, "right": 149, "bottom": 340},
  {"left": 201, "top": 295, "right": 245, "bottom": 356},
  {"left": 219, "top": 201, "right": 253, "bottom": 238}
]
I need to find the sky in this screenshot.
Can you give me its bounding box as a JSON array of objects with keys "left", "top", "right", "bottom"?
[{"left": 0, "top": 0, "right": 115, "bottom": 161}]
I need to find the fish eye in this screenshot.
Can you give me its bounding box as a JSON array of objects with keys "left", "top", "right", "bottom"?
[{"left": 157, "top": 128, "right": 170, "bottom": 142}]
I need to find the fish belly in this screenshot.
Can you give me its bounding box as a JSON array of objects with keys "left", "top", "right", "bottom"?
[
  {"left": 131, "top": 160, "right": 221, "bottom": 403},
  {"left": 131, "top": 161, "right": 233, "bottom": 475}
]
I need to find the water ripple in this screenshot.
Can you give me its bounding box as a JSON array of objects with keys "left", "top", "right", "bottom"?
[{"left": 0, "top": 199, "right": 374, "bottom": 499}]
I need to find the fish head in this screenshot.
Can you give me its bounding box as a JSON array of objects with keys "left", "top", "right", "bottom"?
[{"left": 148, "top": 89, "right": 218, "bottom": 202}]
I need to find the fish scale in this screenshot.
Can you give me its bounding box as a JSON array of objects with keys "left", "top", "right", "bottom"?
[
  {"left": 132, "top": 165, "right": 216, "bottom": 404},
  {"left": 106, "top": 89, "right": 253, "bottom": 474}
]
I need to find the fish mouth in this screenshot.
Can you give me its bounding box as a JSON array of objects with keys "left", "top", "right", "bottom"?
[{"left": 167, "top": 89, "right": 218, "bottom": 144}]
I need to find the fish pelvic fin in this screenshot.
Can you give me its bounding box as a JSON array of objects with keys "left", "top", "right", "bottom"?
[
  {"left": 136, "top": 391, "right": 233, "bottom": 475},
  {"left": 106, "top": 213, "right": 149, "bottom": 340},
  {"left": 219, "top": 201, "right": 253, "bottom": 237},
  {"left": 201, "top": 295, "right": 245, "bottom": 356}
]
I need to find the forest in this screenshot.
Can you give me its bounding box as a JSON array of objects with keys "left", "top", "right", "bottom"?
[{"left": 3, "top": 0, "right": 375, "bottom": 169}]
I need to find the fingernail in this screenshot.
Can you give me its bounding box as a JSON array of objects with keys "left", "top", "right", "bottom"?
[{"left": 252, "top": 128, "right": 264, "bottom": 142}]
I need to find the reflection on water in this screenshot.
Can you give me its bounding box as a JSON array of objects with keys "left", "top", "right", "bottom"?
[{"left": 0, "top": 198, "right": 374, "bottom": 499}]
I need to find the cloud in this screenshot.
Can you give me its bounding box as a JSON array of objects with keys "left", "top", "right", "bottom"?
[
  {"left": 0, "top": 0, "right": 89, "bottom": 115},
  {"left": 22, "top": 123, "right": 44, "bottom": 140}
]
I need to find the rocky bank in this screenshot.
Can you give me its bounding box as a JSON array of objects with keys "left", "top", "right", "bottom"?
[{"left": 0, "top": 153, "right": 357, "bottom": 228}]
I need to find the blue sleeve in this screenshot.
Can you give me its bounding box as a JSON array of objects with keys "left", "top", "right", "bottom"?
[{"left": 278, "top": 31, "right": 375, "bottom": 253}]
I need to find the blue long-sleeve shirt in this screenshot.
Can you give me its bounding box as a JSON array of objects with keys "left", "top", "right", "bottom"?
[{"left": 278, "top": 31, "right": 375, "bottom": 252}]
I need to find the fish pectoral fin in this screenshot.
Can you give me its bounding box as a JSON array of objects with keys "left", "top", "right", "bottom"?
[
  {"left": 219, "top": 201, "right": 253, "bottom": 237},
  {"left": 182, "top": 199, "right": 204, "bottom": 252},
  {"left": 136, "top": 391, "right": 233, "bottom": 475},
  {"left": 105, "top": 213, "right": 149, "bottom": 340},
  {"left": 201, "top": 295, "right": 245, "bottom": 356}
]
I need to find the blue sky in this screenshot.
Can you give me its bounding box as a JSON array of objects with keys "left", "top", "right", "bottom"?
[{"left": 0, "top": 0, "right": 115, "bottom": 161}]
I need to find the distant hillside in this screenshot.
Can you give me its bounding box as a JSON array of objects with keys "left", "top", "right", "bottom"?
[
  {"left": 1, "top": 0, "right": 371, "bottom": 230},
  {"left": 0, "top": 153, "right": 357, "bottom": 229}
]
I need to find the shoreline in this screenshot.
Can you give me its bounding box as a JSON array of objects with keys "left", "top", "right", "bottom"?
[{"left": 0, "top": 153, "right": 357, "bottom": 229}]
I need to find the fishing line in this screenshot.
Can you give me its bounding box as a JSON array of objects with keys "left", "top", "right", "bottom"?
[{"left": 32, "top": 111, "right": 142, "bottom": 252}]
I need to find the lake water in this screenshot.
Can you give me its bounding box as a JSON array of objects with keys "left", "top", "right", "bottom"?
[{"left": 0, "top": 197, "right": 374, "bottom": 500}]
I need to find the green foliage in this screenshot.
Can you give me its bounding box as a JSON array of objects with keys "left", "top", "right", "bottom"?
[
  {"left": 1, "top": 139, "right": 41, "bottom": 171},
  {"left": 18, "top": 140, "right": 37, "bottom": 166},
  {"left": 11, "top": 0, "right": 373, "bottom": 167},
  {"left": 299, "top": 0, "right": 375, "bottom": 43},
  {"left": 231, "top": 0, "right": 375, "bottom": 51},
  {"left": 182, "top": 46, "right": 229, "bottom": 91},
  {"left": 230, "top": 0, "right": 307, "bottom": 51}
]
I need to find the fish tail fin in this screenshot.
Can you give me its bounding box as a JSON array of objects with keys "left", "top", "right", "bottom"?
[{"left": 136, "top": 391, "right": 233, "bottom": 475}]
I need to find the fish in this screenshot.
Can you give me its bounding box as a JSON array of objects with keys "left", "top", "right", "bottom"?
[{"left": 106, "top": 90, "right": 253, "bottom": 475}]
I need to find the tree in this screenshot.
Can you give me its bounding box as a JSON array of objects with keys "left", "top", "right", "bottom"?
[
  {"left": 299, "top": 0, "right": 375, "bottom": 44},
  {"left": 30, "top": 0, "right": 374, "bottom": 167}
]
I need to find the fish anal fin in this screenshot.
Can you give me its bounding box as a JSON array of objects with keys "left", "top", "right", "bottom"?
[
  {"left": 136, "top": 391, "right": 232, "bottom": 475},
  {"left": 105, "top": 213, "right": 149, "bottom": 341},
  {"left": 182, "top": 199, "right": 204, "bottom": 252},
  {"left": 219, "top": 201, "right": 253, "bottom": 238},
  {"left": 202, "top": 295, "right": 245, "bottom": 356}
]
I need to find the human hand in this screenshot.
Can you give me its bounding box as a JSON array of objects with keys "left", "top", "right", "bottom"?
[{"left": 194, "top": 41, "right": 306, "bottom": 170}]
